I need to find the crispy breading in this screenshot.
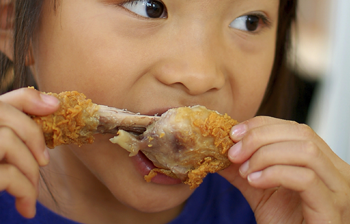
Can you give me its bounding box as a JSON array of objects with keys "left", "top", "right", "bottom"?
[
  {"left": 31, "top": 91, "right": 100, "bottom": 149},
  {"left": 144, "top": 168, "right": 178, "bottom": 182},
  {"left": 185, "top": 157, "right": 231, "bottom": 189},
  {"left": 181, "top": 113, "right": 238, "bottom": 188},
  {"left": 194, "top": 112, "right": 238, "bottom": 155}
]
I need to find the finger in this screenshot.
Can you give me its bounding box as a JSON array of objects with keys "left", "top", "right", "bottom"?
[
  {"left": 230, "top": 116, "right": 293, "bottom": 141},
  {"left": 0, "top": 126, "right": 40, "bottom": 190},
  {"left": 0, "top": 102, "right": 50, "bottom": 166},
  {"left": 228, "top": 122, "right": 324, "bottom": 163},
  {"left": 247, "top": 165, "right": 336, "bottom": 216},
  {"left": 0, "top": 164, "right": 37, "bottom": 218},
  {"left": 218, "top": 164, "right": 265, "bottom": 210},
  {"left": 239, "top": 140, "right": 345, "bottom": 192},
  {"left": 230, "top": 117, "right": 347, "bottom": 177},
  {"left": 0, "top": 87, "right": 59, "bottom": 115}
]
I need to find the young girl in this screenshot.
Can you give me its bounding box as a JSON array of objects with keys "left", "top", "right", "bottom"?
[{"left": 0, "top": 0, "right": 349, "bottom": 223}]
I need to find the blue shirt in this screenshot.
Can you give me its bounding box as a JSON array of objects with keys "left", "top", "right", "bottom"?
[{"left": 0, "top": 174, "right": 256, "bottom": 224}]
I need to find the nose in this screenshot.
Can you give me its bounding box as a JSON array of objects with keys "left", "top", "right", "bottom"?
[{"left": 153, "top": 25, "right": 226, "bottom": 96}]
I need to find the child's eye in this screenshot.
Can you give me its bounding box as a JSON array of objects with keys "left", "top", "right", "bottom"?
[
  {"left": 121, "top": 0, "right": 167, "bottom": 19},
  {"left": 229, "top": 14, "right": 268, "bottom": 32}
]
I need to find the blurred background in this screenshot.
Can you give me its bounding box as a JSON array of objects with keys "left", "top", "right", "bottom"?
[{"left": 294, "top": 0, "right": 350, "bottom": 163}]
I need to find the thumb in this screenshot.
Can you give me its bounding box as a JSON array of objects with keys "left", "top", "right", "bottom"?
[
  {"left": 0, "top": 88, "right": 60, "bottom": 116},
  {"left": 219, "top": 163, "right": 264, "bottom": 210}
]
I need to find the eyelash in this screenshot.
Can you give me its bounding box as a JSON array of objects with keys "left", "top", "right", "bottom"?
[
  {"left": 117, "top": 0, "right": 165, "bottom": 7},
  {"left": 240, "top": 13, "right": 272, "bottom": 34},
  {"left": 255, "top": 13, "right": 271, "bottom": 26},
  {"left": 115, "top": 1, "right": 272, "bottom": 32},
  {"left": 116, "top": 0, "right": 167, "bottom": 20},
  {"left": 118, "top": 0, "right": 138, "bottom": 5}
]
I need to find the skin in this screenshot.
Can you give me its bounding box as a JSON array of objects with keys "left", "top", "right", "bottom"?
[{"left": 0, "top": 0, "right": 349, "bottom": 223}]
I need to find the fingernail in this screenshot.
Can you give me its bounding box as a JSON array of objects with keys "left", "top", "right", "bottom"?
[
  {"left": 228, "top": 141, "right": 242, "bottom": 160},
  {"left": 248, "top": 171, "right": 262, "bottom": 182},
  {"left": 40, "top": 93, "right": 59, "bottom": 106},
  {"left": 231, "top": 123, "right": 247, "bottom": 140},
  {"left": 239, "top": 160, "right": 249, "bottom": 175},
  {"left": 43, "top": 148, "right": 50, "bottom": 162}
]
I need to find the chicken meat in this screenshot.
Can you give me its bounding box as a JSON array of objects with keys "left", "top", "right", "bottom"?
[{"left": 110, "top": 106, "right": 238, "bottom": 189}]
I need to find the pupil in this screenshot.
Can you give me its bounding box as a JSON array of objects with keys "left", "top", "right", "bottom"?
[
  {"left": 146, "top": 0, "right": 164, "bottom": 18},
  {"left": 246, "top": 16, "right": 259, "bottom": 31}
]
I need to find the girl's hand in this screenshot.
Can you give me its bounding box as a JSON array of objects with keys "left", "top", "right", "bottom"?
[
  {"left": 219, "top": 116, "right": 350, "bottom": 224},
  {"left": 0, "top": 88, "right": 59, "bottom": 218}
]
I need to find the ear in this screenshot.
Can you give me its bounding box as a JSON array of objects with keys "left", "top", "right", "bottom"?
[{"left": 0, "top": 0, "right": 14, "bottom": 61}]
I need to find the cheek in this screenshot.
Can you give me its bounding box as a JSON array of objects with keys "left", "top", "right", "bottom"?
[
  {"left": 225, "top": 35, "right": 276, "bottom": 121},
  {"left": 31, "top": 0, "right": 146, "bottom": 107}
]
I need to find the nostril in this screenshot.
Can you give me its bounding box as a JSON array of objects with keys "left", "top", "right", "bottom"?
[
  {"left": 178, "top": 72, "right": 226, "bottom": 95},
  {"left": 151, "top": 53, "right": 226, "bottom": 96}
]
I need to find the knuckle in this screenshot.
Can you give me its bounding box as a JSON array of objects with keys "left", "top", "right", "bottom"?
[
  {"left": 2, "top": 163, "right": 39, "bottom": 189},
  {"left": 0, "top": 100, "right": 10, "bottom": 112},
  {"left": 253, "top": 145, "right": 269, "bottom": 161},
  {"left": 0, "top": 127, "right": 17, "bottom": 144},
  {"left": 251, "top": 116, "right": 271, "bottom": 127},
  {"left": 303, "top": 170, "right": 318, "bottom": 188},
  {"left": 17, "top": 87, "right": 36, "bottom": 96},
  {"left": 301, "top": 141, "right": 320, "bottom": 159},
  {"left": 261, "top": 167, "right": 278, "bottom": 183},
  {"left": 297, "top": 124, "right": 315, "bottom": 139},
  {"left": 16, "top": 87, "right": 27, "bottom": 96},
  {"left": 243, "top": 129, "right": 259, "bottom": 148},
  {"left": 288, "top": 120, "right": 299, "bottom": 125},
  {"left": 16, "top": 88, "right": 39, "bottom": 105},
  {"left": 3, "top": 164, "right": 19, "bottom": 179},
  {"left": 27, "top": 121, "right": 43, "bottom": 137},
  {"left": 12, "top": 88, "right": 34, "bottom": 102}
]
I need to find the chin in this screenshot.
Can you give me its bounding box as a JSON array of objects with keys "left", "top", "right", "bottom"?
[
  {"left": 108, "top": 181, "right": 192, "bottom": 213},
  {"left": 70, "top": 136, "right": 193, "bottom": 213}
]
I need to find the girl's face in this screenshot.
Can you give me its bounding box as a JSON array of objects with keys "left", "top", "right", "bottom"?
[{"left": 32, "top": 0, "right": 279, "bottom": 215}]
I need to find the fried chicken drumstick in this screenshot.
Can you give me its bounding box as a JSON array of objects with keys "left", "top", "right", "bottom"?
[
  {"left": 30, "top": 91, "right": 158, "bottom": 149},
  {"left": 31, "top": 91, "right": 238, "bottom": 189},
  {"left": 110, "top": 106, "right": 238, "bottom": 189}
]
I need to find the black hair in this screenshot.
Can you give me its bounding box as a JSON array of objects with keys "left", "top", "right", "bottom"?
[{"left": 257, "top": 0, "right": 298, "bottom": 119}]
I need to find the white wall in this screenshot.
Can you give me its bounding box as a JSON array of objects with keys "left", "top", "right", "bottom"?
[
  {"left": 294, "top": 0, "right": 331, "bottom": 78},
  {"left": 309, "top": 0, "right": 350, "bottom": 163}
]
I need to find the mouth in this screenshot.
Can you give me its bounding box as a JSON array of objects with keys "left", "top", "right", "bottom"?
[
  {"left": 121, "top": 107, "right": 183, "bottom": 185},
  {"left": 130, "top": 151, "right": 182, "bottom": 185},
  {"left": 143, "top": 107, "right": 179, "bottom": 117},
  {"left": 112, "top": 104, "right": 237, "bottom": 189}
]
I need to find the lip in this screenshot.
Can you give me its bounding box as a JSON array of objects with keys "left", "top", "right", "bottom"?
[
  {"left": 130, "top": 151, "right": 183, "bottom": 185},
  {"left": 143, "top": 107, "right": 179, "bottom": 116}
]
